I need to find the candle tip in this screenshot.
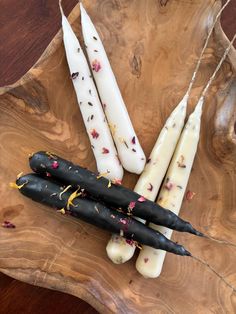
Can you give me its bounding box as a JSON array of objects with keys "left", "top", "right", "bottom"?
[{"left": 79, "top": 2, "right": 85, "bottom": 14}]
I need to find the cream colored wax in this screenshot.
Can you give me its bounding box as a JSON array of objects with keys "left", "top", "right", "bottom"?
[
  {"left": 106, "top": 94, "right": 189, "bottom": 264},
  {"left": 60, "top": 5, "right": 123, "bottom": 180},
  {"left": 80, "top": 3, "right": 146, "bottom": 174},
  {"left": 136, "top": 97, "right": 203, "bottom": 278}
]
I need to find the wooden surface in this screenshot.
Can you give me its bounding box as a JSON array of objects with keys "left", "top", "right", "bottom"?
[{"left": 0, "top": 0, "right": 236, "bottom": 313}]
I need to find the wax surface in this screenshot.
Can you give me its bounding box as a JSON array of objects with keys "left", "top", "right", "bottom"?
[
  {"left": 61, "top": 8, "right": 123, "bottom": 180},
  {"left": 80, "top": 3, "right": 146, "bottom": 174},
  {"left": 136, "top": 97, "right": 203, "bottom": 278},
  {"left": 106, "top": 94, "right": 188, "bottom": 264},
  {"left": 16, "top": 174, "right": 190, "bottom": 256}
]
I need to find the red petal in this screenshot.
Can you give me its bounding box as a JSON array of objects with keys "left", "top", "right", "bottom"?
[
  {"left": 147, "top": 183, "right": 153, "bottom": 191},
  {"left": 91, "top": 129, "right": 99, "bottom": 139},
  {"left": 138, "top": 196, "right": 146, "bottom": 202},
  {"left": 52, "top": 161, "right": 59, "bottom": 169},
  {"left": 186, "top": 190, "right": 196, "bottom": 201},
  {"left": 102, "top": 147, "right": 109, "bottom": 154},
  {"left": 129, "top": 201, "right": 136, "bottom": 209}
]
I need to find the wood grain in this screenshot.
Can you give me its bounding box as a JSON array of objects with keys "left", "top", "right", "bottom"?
[{"left": 0, "top": 1, "right": 236, "bottom": 313}]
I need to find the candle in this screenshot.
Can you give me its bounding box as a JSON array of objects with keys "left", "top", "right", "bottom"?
[
  {"left": 135, "top": 97, "right": 203, "bottom": 277},
  {"left": 134, "top": 93, "right": 188, "bottom": 199},
  {"left": 106, "top": 94, "right": 188, "bottom": 264},
  {"left": 136, "top": 33, "right": 236, "bottom": 278},
  {"left": 60, "top": 3, "right": 123, "bottom": 180},
  {"left": 105, "top": 1, "right": 232, "bottom": 264},
  {"left": 80, "top": 3, "right": 146, "bottom": 174}
]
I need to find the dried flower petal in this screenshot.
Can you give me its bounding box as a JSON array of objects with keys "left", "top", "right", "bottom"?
[
  {"left": 124, "top": 141, "right": 129, "bottom": 148},
  {"left": 71, "top": 72, "right": 79, "bottom": 79},
  {"left": 112, "top": 178, "right": 122, "bottom": 185},
  {"left": 91, "top": 129, "right": 99, "bottom": 139},
  {"left": 46, "top": 152, "right": 57, "bottom": 159},
  {"left": 52, "top": 161, "right": 59, "bottom": 169},
  {"left": 57, "top": 208, "right": 66, "bottom": 215},
  {"left": 59, "top": 185, "right": 72, "bottom": 200},
  {"left": 9, "top": 181, "right": 27, "bottom": 190},
  {"left": 126, "top": 239, "right": 135, "bottom": 246},
  {"left": 144, "top": 257, "right": 149, "bottom": 263},
  {"left": 119, "top": 218, "right": 128, "bottom": 225},
  {"left": 138, "top": 196, "right": 146, "bottom": 202},
  {"left": 128, "top": 201, "right": 136, "bottom": 210},
  {"left": 177, "top": 155, "right": 186, "bottom": 168},
  {"left": 2, "top": 221, "right": 15, "bottom": 229},
  {"left": 97, "top": 172, "right": 109, "bottom": 179},
  {"left": 102, "top": 147, "right": 109, "bottom": 154},
  {"left": 131, "top": 136, "right": 136, "bottom": 144},
  {"left": 186, "top": 190, "right": 196, "bottom": 201},
  {"left": 67, "top": 189, "right": 81, "bottom": 210},
  {"left": 92, "top": 59, "right": 101, "bottom": 72},
  {"left": 147, "top": 183, "right": 153, "bottom": 191},
  {"left": 108, "top": 123, "right": 117, "bottom": 136},
  {"left": 165, "top": 182, "right": 173, "bottom": 190}
]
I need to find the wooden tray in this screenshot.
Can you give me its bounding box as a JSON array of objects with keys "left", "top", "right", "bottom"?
[{"left": 0, "top": 1, "right": 235, "bottom": 313}]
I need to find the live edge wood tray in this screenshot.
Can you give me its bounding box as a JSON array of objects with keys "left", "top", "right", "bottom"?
[{"left": 0, "top": 1, "right": 235, "bottom": 313}]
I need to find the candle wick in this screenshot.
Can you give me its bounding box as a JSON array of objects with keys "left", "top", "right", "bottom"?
[{"left": 59, "top": 0, "right": 64, "bottom": 16}]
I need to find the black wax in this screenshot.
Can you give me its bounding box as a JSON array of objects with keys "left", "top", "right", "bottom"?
[
  {"left": 29, "top": 151, "right": 203, "bottom": 237},
  {"left": 17, "top": 174, "right": 191, "bottom": 256}
]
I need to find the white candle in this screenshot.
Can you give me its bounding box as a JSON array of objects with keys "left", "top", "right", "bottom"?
[
  {"left": 106, "top": 94, "right": 188, "bottom": 264},
  {"left": 135, "top": 97, "right": 203, "bottom": 278},
  {"left": 134, "top": 93, "right": 188, "bottom": 199},
  {"left": 135, "top": 32, "right": 236, "bottom": 278},
  {"left": 60, "top": 3, "right": 123, "bottom": 180},
  {"left": 105, "top": 0, "right": 231, "bottom": 263},
  {"left": 80, "top": 3, "right": 146, "bottom": 174},
  {"left": 135, "top": 10, "right": 236, "bottom": 278}
]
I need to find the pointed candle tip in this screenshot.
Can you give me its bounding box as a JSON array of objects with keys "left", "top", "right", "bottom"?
[
  {"left": 79, "top": 2, "right": 85, "bottom": 14},
  {"left": 194, "top": 96, "right": 204, "bottom": 115}
]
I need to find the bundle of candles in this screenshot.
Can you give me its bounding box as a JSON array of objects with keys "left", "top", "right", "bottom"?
[{"left": 9, "top": 1, "right": 236, "bottom": 286}]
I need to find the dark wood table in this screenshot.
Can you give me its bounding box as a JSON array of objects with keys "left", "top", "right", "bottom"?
[{"left": 0, "top": 0, "right": 235, "bottom": 313}]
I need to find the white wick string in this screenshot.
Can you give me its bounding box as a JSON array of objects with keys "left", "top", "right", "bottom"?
[
  {"left": 192, "top": 255, "right": 236, "bottom": 292},
  {"left": 186, "top": 0, "right": 232, "bottom": 97},
  {"left": 200, "top": 33, "right": 236, "bottom": 98}
]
